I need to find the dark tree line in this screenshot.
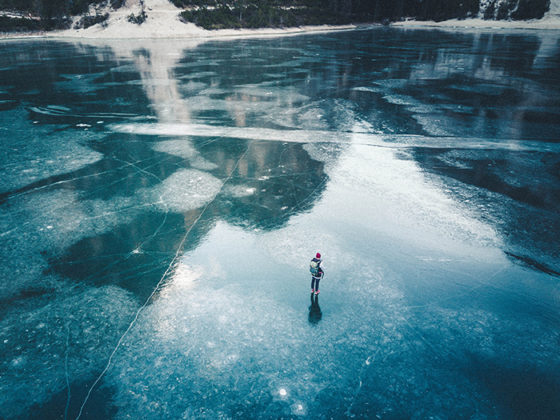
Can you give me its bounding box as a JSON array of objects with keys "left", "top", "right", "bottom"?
[
  {"left": 302, "top": 0, "right": 550, "bottom": 22},
  {"left": 0, "top": 0, "right": 125, "bottom": 29},
  {"left": 179, "top": 0, "right": 551, "bottom": 29},
  {"left": 0, "top": 1, "right": 119, "bottom": 18}
]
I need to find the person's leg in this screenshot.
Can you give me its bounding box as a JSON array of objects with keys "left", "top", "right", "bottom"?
[
  {"left": 311, "top": 277, "right": 316, "bottom": 292},
  {"left": 314, "top": 277, "right": 320, "bottom": 294}
]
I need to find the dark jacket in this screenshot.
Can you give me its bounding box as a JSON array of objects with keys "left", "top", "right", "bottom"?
[{"left": 311, "top": 258, "right": 324, "bottom": 278}]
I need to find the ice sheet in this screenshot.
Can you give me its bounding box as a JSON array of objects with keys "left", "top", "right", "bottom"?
[
  {"left": 1, "top": 28, "right": 559, "bottom": 420},
  {"left": 0, "top": 285, "right": 138, "bottom": 419}
]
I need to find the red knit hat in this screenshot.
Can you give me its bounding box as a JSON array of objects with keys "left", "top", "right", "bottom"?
[{"left": 316, "top": 252, "right": 321, "bottom": 259}]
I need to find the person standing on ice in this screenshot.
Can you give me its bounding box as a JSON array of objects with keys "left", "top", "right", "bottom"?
[{"left": 310, "top": 252, "right": 324, "bottom": 295}]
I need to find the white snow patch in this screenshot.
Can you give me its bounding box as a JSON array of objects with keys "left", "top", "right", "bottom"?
[
  {"left": 145, "top": 169, "right": 222, "bottom": 213},
  {"left": 393, "top": 15, "right": 560, "bottom": 30}
]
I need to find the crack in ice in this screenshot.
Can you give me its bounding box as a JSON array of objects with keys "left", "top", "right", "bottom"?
[
  {"left": 64, "top": 322, "right": 71, "bottom": 420},
  {"left": 75, "top": 147, "right": 250, "bottom": 420}
]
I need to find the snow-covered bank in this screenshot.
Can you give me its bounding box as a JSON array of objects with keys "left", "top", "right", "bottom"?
[
  {"left": 51, "top": 22, "right": 361, "bottom": 40},
  {"left": 393, "top": 17, "right": 560, "bottom": 31},
  {"left": 0, "top": 24, "right": 361, "bottom": 41},
  {"left": 41, "top": 0, "right": 359, "bottom": 40}
]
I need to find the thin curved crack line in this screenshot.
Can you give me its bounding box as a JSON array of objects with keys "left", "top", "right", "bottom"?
[
  {"left": 345, "top": 349, "right": 380, "bottom": 418},
  {"left": 294, "top": 176, "right": 328, "bottom": 211},
  {"left": 61, "top": 201, "right": 168, "bottom": 286},
  {"left": 133, "top": 207, "right": 169, "bottom": 252},
  {"left": 74, "top": 146, "right": 249, "bottom": 420},
  {"left": 64, "top": 322, "right": 72, "bottom": 420},
  {"left": 111, "top": 156, "right": 164, "bottom": 184},
  {"left": 62, "top": 198, "right": 169, "bottom": 285},
  {"left": 0, "top": 161, "right": 134, "bottom": 204}
]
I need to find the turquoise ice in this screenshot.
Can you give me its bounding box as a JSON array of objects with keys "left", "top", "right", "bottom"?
[{"left": 0, "top": 28, "right": 559, "bottom": 419}]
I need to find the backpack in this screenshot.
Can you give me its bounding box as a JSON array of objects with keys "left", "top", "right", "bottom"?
[{"left": 310, "top": 259, "right": 320, "bottom": 276}]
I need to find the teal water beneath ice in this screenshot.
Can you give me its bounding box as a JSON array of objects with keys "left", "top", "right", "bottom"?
[{"left": 1, "top": 28, "right": 559, "bottom": 419}]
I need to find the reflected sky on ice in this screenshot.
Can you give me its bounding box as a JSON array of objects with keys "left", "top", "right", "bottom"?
[{"left": 0, "top": 28, "right": 559, "bottom": 419}]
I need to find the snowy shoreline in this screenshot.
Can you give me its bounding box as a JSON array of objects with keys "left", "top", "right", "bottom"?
[
  {"left": 0, "top": 24, "right": 363, "bottom": 41},
  {"left": 2, "top": 18, "right": 559, "bottom": 42},
  {"left": 1, "top": 0, "right": 559, "bottom": 42},
  {"left": 393, "top": 17, "right": 560, "bottom": 31}
]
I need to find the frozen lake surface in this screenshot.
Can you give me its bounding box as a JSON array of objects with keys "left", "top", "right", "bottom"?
[{"left": 1, "top": 28, "right": 559, "bottom": 419}]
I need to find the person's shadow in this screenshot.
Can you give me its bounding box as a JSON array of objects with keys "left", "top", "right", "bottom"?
[{"left": 308, "top": 293, "right": 322, "bottom": 324}]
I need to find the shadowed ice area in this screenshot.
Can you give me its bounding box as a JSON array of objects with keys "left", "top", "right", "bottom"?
[{"left": 0, "top": 28, "right": 559, "bottom": 419}]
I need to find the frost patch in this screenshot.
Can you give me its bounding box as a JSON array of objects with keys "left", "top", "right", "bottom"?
[
  {"left": 153, "top": 139, "right": 197, "bottom": 159},
  {"left": 303, "top": 142, "right": 345, "bottom": 168},
  {"left": 147, "top": 169, "right": 222, "bottom": 213},
  {"left": 223, "top": 184, "right": 256, "bottom": 198}
]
